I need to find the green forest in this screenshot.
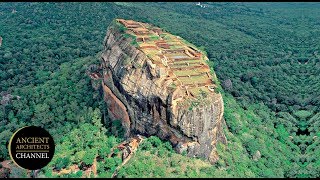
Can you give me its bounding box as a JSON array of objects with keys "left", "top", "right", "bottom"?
[{"left": 0, "top": 2, "right": 319, "bottom": 178}]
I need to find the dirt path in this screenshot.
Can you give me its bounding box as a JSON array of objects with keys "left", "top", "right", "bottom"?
[{"left": 111, "top": 135, "right": 144, "bottom": 178}]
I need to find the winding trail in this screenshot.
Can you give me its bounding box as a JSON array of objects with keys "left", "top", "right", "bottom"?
[{"left": 111, "top": 136, "right": 144, "bottom": 178}]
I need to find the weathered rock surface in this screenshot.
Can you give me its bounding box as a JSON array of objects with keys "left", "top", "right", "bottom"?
[{"left": 98, "top": 19, "right": 227, "bottom": 163}]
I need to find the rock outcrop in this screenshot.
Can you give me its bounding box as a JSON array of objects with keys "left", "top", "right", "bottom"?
[{"left": 98, "top": 19, "right": 226, "bottom": 163}]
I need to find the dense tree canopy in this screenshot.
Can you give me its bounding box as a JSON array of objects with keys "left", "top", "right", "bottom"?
[{"left": 0, "top": 2, "right": 319, "bottom": 178}]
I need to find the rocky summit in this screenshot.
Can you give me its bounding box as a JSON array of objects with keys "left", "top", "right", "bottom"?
[{"left": 99, "top": 19, "right": 227, "bottom": 163}]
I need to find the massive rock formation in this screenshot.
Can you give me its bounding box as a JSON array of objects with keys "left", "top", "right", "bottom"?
[{"left": 98, "top": 19, "right": 226, "bottom": 163}]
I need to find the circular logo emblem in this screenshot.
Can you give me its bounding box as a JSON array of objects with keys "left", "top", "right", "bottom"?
[{"left": 8, "top": 126, "right": 55, "bottom": 170}]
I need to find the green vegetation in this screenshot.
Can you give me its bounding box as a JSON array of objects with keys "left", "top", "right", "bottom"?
[
  {"left": 117, "top": 136, "right": 234, "bottom": 178},
  {"left": 168, "top": 82, "right": 177, "bottom": 90},
  {"left": 0, "top": 2, "right": 319, "bottom": 178},
  {"left": 187, "top": 89, "right": 209, "bottom": 111},
  {"left": 116, "top": 21, "right": 127, "bottom": 33},
  {"left": 149, "top": 35, "right": 159, "bottom": 41},
  {"left": 42, "top": 109, "right": 123, "bottom": 178},
  {"left": 123, "top": 33, "right": 138, "bottom": 47}
]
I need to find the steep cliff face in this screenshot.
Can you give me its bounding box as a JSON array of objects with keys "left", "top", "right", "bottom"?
[{"left": 99, "top": 19, "right": 227, "bottom": 163}]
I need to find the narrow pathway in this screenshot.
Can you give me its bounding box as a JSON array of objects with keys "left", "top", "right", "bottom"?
[{"left": 111, "top": 135, "right": 144, "bottom": 178}]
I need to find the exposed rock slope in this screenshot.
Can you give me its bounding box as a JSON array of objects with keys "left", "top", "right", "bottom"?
[{"left": 99, "top": 19, "right": 226, "bottom": 163}]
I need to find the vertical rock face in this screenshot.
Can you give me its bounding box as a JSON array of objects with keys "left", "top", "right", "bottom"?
[{"left": 99, "top": 19, "right": 227, "bottom": 163}]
